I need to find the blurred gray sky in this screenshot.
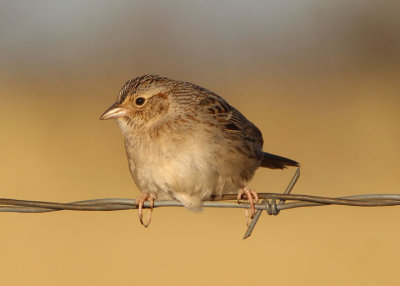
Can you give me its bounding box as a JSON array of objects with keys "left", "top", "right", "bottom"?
[{"left": 1, "top": 0, "right": 399, "bottom": 82}]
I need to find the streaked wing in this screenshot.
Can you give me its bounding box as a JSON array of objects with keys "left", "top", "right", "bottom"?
[
  {"left": 227, "top": 106, "right": 264, "bottom": 147},
  {"left": 198, "top": 93, "right": 264, "bottom": 147}
]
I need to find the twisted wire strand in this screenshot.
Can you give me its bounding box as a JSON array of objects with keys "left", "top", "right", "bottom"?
[
  {"left": 1, "top": 193, "right": 400, "bottom": 213},
  {"left": 1, "top": 168, "right": 399, "bottom": 239}
]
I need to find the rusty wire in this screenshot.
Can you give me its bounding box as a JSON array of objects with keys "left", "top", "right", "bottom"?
[{"left": 1, "top": 168, "right": 400, "bottom": 239}]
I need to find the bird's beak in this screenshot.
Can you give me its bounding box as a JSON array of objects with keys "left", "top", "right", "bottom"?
[{"left": 99, "top": 102, "right": 129, "bottom": 120}]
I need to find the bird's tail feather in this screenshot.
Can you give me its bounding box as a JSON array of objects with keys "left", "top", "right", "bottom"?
[{"left": 260, "top": 152, "right": 299, "bottom": 169}]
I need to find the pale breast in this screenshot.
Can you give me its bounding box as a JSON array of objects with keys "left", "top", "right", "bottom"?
[
  {"left": 123, "top": 120, "right": 260, "bottom": 209},
  {"left": 125, "top": 127, "right": 217, "bottom": 195}
]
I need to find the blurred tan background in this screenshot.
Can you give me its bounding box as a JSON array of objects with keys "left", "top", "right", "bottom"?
[{"left": 0, "top": 0, "right": 399, "bottom": 285}]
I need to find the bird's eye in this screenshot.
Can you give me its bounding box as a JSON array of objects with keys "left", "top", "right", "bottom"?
[{"left": 135, "top": 97, "right": 145, "bottom": 106}]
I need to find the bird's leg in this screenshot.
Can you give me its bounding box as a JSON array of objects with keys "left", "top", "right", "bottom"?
[
  {"left": 237, "top": 187, "right": 259, "bottom": 225},
  {"left": 136, "top": 194, "right": 154, "bottom": 228}
]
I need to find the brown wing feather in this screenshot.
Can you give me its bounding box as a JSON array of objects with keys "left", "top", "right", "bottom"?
[
  {"left": 227, "top": 107, "right": 264, "bottom": 147},
  {"left": 198, "top": 93, "right": 263, "bottom": 148}
]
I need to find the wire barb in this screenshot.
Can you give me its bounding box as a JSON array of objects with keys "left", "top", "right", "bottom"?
[{"left": 243, "top": 168, "right": 300, "bottom": 239}]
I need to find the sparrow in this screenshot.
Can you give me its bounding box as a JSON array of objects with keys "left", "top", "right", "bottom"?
[{"left": 100, "top": 74, "right": 298, "bottom": 227}]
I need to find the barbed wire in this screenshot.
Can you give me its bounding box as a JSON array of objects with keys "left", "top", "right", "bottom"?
[{"left": 1, "top": 169, "right": 399, "bottom": 239}]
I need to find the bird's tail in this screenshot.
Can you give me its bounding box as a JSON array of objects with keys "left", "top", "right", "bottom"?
[{"left": 260, "top": 152, "right": 299, "bottom": 169}]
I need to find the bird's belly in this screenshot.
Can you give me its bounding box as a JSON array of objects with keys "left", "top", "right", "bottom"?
[
  {"left": 126, "top": 130, "right": 258, "bottom": 209},
  {"left": 131, "top": 143, "right": 219, "bottom": 197}
]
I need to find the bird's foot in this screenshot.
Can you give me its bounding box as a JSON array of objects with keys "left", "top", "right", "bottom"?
[
  {"left": 237, "top": 187, "right": 259, "bottom": 226},
  {"left": 136, "top": 194, "right": 154, "bottom": 228}
]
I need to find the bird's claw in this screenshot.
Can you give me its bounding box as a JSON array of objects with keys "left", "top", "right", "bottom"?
[
  {"left": 136, "top": 194, "right": 154, "bottom": 228},
  {"left": 237, "top": 187, "right": 259, "bottom": 225}
]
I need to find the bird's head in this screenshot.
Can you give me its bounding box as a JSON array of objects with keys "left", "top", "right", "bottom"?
[{"left": 100, "top": 74, "right": 174, "bottom": 131}]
